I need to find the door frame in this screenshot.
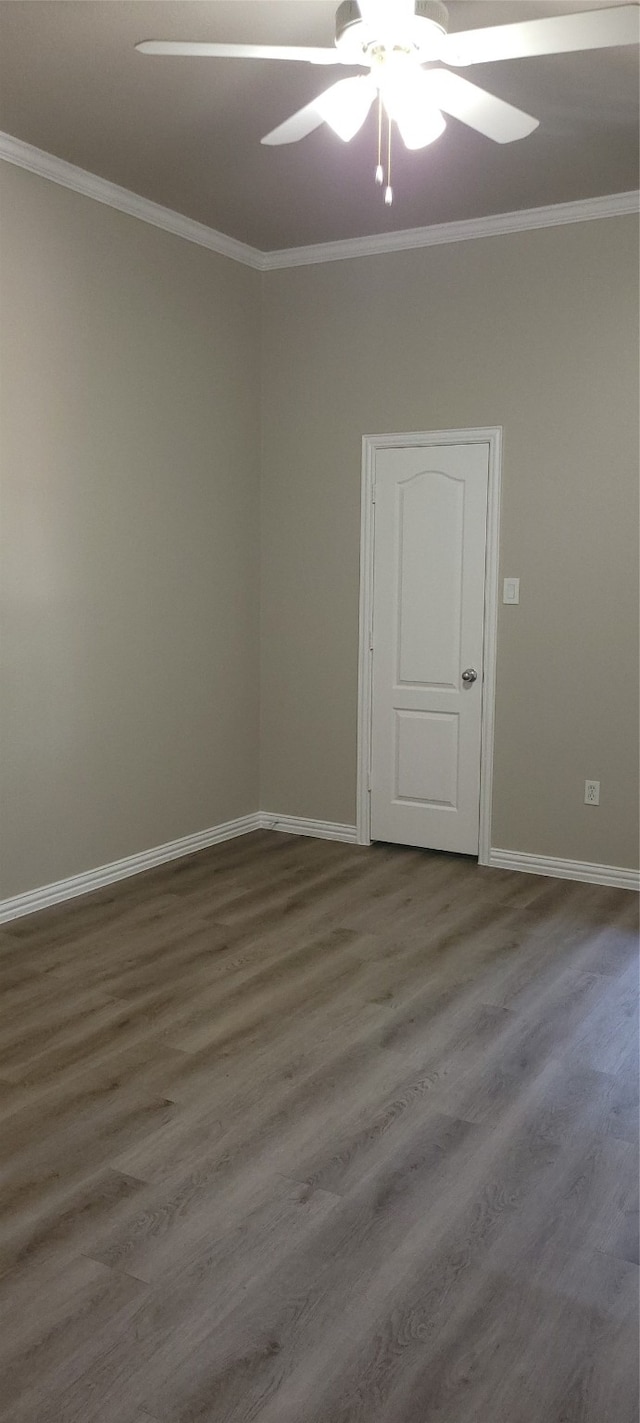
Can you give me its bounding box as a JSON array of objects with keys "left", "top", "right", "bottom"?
[{"left": 356, "top": 426, "right": 502, "bottom": 861}]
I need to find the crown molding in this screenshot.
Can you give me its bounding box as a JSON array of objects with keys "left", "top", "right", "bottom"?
[
  {"left": 0, "top": 130, "right": 264, "bottom": 271},
  {"left": 1, "top": 130, "right": 637, "bottom": 274},
  {"left": 261, "top": 190, "right": 640, "bottom": 269}
]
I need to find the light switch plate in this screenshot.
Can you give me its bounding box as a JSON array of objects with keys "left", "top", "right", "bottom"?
[{"left": 503, "top": 577, "right": 520, "bottom": 604}]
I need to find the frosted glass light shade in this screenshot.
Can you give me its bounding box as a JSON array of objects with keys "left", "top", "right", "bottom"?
[
  {"left": 316, "top": 76, "right": 377, "bottom": 142},
  {"left": 382, "top": 67, "right": 446, "bottom": 149}
]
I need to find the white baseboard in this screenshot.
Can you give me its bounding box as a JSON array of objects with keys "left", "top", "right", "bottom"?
[
  {"left": 3, "top": 820, "right": 635, "bottom": 925},
  {"left": 259, "top": 813, "right": 358, "bottom": 844},
  {"left": 489, "top": 847, "right": 640, "bottom": 891},
  {"left": 0, "top": 811, "right": 357, "bottom": 924},
  {"left": 0, "top": 813, "right": 263, "bottom": 924}
]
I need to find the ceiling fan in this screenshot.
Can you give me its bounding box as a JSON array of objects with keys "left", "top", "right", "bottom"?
[{"left": 137, "top": 1, "right": 640, "bottom": 204}]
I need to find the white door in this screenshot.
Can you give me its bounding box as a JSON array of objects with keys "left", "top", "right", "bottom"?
[{"left": 369, "top": 442, "right": 489, "bottom": 854}]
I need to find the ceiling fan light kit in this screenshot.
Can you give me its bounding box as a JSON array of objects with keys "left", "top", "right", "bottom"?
[
  {"left": 333, "top": 0, "right": 449, "bottom": 63},
  {"left": 136, "top": 1, "right": 640, "bottom": 208}
]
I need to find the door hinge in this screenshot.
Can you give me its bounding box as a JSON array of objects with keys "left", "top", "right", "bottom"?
[{"left": 371, "top": 480, "right": 377, "bottom": 503}]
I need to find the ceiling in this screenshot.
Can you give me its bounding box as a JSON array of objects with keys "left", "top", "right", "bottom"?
[{"left": 0, "top": 1, "right": 638, "bottom": 251}]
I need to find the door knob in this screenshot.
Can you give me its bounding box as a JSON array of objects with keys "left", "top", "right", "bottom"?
[{"left": 461, "top": 668, "right": 478, "bottom": 683}]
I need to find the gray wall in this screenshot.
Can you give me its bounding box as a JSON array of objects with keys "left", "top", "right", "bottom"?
[
  {"left": 0, "top": 164, "right": 261, "bottom": 897},
  {"left": 1, "top": 166, "right": 637, "bottom": 901},
  {"left": 260, "top": 218, "right": 639, "bottom": 869}
]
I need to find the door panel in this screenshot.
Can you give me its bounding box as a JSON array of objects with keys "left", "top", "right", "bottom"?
[
  {"left": 397, "top": 472, "right": 463, "bottom": 687},
  {"left": 370, "top": 442, "right": 489, "bottom": 855},
  {"left": 394, "top": 710, "right": 459, "bottom": 805}
]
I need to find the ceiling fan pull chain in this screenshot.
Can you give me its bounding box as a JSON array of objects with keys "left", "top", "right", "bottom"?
[
  {"left": 375, "top": 91, "right": 384, "bottom": 184},
  {"left": 384, "top": 111, "right": 393, "bottom": 204}
]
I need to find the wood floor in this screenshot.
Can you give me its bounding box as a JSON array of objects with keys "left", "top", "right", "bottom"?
[{"left": 0, "top": 831, "right": 638, "bottom": 1423}]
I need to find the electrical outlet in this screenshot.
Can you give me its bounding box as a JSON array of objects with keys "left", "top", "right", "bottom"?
[{"left": 584, "top": 780, "right": 600, "bottom": 806}]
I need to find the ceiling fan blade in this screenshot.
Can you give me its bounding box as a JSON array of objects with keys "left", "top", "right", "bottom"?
[
  {"left": 427, "top": 70, "right": 539, "bottom": 143},
  {"left": 440, "top": 4, "right": 640, "bottom": 67},
  {"left": 136, "top": 41, "right": 346, "bottom": 65},
  {"left": 262, "top": 77, "right": 376, "bottom": 146},
  {"left": 261, "top": 102, "right": 327, "bottom": 147}
]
